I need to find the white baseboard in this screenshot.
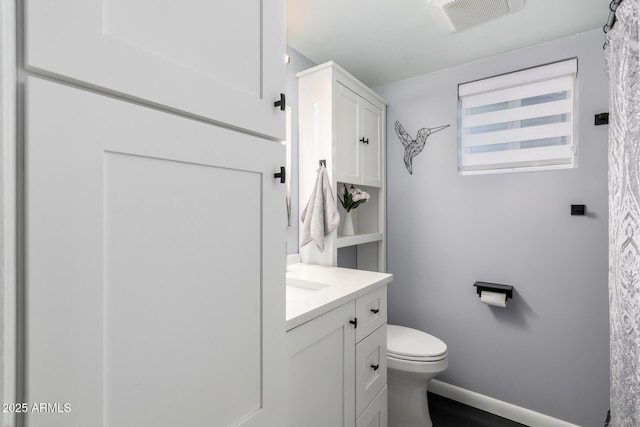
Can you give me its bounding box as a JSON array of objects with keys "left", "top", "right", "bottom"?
[{"left": 429, "top": 379, "right": 581, "bottom": 427}]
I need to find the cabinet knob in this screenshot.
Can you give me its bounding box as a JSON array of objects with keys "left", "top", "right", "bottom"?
[
  {"left": 274, "top": 166, "right": 286, "bottom": 183},
  {"left": 359, "top": 137, "right": 369, "bottom": 144},
  {"left": 274, "top": 93, "right": 286, "bottom": 111},
  {"left": 371, "top": 364, "right": 380, "bottom": 371},
  {"left": 349, "top": 318, "right": 358, "bottom": 328},
  {"left": 370, "top": 308, "right": 379, "bottom": 314}
]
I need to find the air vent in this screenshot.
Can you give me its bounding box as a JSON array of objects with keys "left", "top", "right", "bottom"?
[{"left": 440, "top": 0, "right": 524, "bottom": 31}]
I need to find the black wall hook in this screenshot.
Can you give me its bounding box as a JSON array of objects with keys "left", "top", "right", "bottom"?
[{"left": 595, "top": 113, "right": 609, "bottom": 125}]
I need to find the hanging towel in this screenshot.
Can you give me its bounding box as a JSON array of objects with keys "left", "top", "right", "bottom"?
[{"left": 300, "top": 166, "right": 340, "bottom": 251}]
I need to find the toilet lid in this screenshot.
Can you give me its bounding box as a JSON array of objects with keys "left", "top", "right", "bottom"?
[{"left": 387, "top": 325, "right": 447, "bottom": 360}]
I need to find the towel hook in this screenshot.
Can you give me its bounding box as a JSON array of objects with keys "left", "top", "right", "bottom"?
[{"left": 319, "top": 159, "right": 327, "bottom": 167}]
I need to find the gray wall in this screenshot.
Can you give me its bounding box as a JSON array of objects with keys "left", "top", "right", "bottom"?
[
  {"left": 285, "top": 46, "right": 316, "bottom": 254},
  {"left": 374, "top": 29, "right": 609, "bottom": 426}
]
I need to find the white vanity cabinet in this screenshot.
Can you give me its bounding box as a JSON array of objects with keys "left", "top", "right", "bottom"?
[
  {"left": 298, "top": 62, "right": 387, "bottom": 271},
  {"left": 287, "top": 284, "right": 388, "bottom": 427}
]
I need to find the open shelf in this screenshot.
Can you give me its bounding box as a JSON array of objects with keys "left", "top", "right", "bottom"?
[{"left": 336, "top": 232, "right": 383, "bottom": 248}]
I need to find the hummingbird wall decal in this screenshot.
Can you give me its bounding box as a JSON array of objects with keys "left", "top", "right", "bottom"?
[{"left": 395, "top": 121, "right": 450, "bottom": 174}]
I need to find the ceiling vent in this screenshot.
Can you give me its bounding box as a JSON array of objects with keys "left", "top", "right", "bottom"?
[{"left": 437, "top": 0, "right": 524, "bottom": 31}]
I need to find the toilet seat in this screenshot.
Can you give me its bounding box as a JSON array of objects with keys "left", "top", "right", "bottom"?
[
  {"left": 387, "top": 325, "right": 447, "bottom": 363},
  {"left": 388, "top": 351, "right": 448, "bottom": 363}
]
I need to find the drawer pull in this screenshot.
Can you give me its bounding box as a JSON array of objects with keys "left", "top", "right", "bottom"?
[
  {"left": 273, "top": 166, "right": 286, "bottom": 183},
  {"left": 349, "top": 318, "right": 358, "bottom": 328},
  {"left": 371, "top": 364, "right": 380, "bottom": 371},
  {"left": 370, "top": 308, "right": 379, "bottom": 314},
  {"left": 274, "top": 93, "right": 286, "bottom": 111}
]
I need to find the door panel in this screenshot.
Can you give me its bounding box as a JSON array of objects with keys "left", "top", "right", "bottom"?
[
  {"left": 336, "top": 83, "right": 361, "bottom": 185},
  {"left": 103, "top": 154, "right": 261, "bottom": 426},
  {"left": 362, "top": 100, "right": 382, "bottom": 187},
  {"left": 287, "top": 302, "right": 356, "bottom": 427},
  {"left": 24, "top": 0, "right": 285, "bottom": 140},
  {"left": 25, "top": 77, "right": 285, "bottom": 427},
  {"left": 102, "top": 0, "right": 260, "bottom": 98}
]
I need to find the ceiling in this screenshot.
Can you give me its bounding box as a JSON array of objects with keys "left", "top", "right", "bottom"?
[{"left": 286, "top": 0, "right": 609, "bottom": 87}]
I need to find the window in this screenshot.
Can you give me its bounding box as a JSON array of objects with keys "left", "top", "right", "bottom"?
[{"left": 458, "top": 58, "right": 577, "bottom": 174}]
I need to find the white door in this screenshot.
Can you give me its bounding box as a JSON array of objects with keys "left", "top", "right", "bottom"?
[
  {"left": 336, "top": 83, "right": 361, "bottom": 185},
  {"left": 23, "top": 0, "right": 286, "bottom": 140},
  {"left": 25, "top": 77, "right": 286, "bottom": 427},
  {"left": 361, "top": 100, "right": 382, "bottom": 188},
  {"left": 287, "top": 302, "right": 356, "bottom": 427}
]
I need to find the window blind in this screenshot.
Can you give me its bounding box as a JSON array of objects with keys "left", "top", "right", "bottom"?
[{"left": 458, "top": 58, "right": 578, "bottom": 174}]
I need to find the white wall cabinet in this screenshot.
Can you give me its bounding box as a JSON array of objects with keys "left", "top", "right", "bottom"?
[
  {"left": 23, "top": 0, "right": 286, "bottom": 140},
  {"left": 287, "top": 286, "right": 388, "bottom": 427},
  {"left": 21, "top": 1, "right": 287, "bottom": 427},
  {"left": 298, "top": 62, "right": 386, "bottom": 271},
  {"left": 336, "top": 83, "right": 383, "bottom": 187}
]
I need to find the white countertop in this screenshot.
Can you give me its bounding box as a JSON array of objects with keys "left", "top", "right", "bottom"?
[{"left": 286, "top": 261, "right": 393, "bottom": 331}]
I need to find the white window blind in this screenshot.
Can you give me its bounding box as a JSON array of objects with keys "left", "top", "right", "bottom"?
[{"left": 458, "top": 58, "right": 577, "bottom": 174}]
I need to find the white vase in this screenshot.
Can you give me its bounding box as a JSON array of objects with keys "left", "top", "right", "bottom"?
[{"left": 342, "top": 210, "right": 355, "bottom": 236}]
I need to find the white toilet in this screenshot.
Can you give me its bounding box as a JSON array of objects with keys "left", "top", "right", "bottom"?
[{"left": 387, "top": 324, "right": 448, "bottom": 427}]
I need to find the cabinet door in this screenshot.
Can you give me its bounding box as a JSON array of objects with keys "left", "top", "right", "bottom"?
[
  {"left": 361, "top": 100, "right": 383, "bottom": 187},
  {"left": 25, "top": 77, "right": 286, "bottom": 427},
  {"left": 24, "top": 0, "right": 286, "bottom": 140},
  {"left": 336, "top": 83, "right": 361, "bottom": 185},
  {"left": 287, "top": 302, "right": 356, "bottom": 427},
  {"left": 356, "top": 387, "right": 388, "bottom": 427}
]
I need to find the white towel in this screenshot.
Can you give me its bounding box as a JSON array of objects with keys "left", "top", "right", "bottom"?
[{"left": 300, "top": 166, "right": 340, "bottom": 251}]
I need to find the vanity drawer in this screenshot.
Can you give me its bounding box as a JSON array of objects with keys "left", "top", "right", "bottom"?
[
  {"left": 356, "top": 324, "right": 387, "bottom": 415},
  {"left": 356, "top": 386, "right": 387, "bottom": 427},
  {"left": 355, "top": 285, "right": 387, "bottom": 342}
]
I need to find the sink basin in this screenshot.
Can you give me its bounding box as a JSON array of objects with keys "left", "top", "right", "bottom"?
[{"left": 286, "top": 277, "right": 331, "bottom": 292}]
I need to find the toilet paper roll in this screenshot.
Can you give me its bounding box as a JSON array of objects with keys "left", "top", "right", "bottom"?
[{"left": 480, "top": 290, "right": 507, "bottom": 308}]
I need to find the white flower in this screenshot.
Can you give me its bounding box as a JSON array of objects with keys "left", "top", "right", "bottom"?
[{"left": 338, "top": 184, "right": 370, "bottom": 212}]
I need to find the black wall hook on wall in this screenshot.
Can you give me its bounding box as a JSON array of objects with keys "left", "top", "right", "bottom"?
[{"left": 595, "top": 113, "right": 609, "bottom": 125}]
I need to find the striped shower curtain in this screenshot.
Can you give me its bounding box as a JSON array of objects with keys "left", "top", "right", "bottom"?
[{"left": 605, "top": 0, "right": 640, "bottom": 425}]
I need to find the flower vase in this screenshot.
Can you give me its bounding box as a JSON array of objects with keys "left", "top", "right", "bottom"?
[{"left": 342, "top": 210, "right": 355, "bottom": 236}]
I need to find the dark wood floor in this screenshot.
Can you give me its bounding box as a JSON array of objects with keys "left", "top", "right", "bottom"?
[{"left": 428, "top": 392, "right": 528, "bottom": 427}]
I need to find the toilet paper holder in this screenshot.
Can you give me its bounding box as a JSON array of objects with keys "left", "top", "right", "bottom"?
[{"left": 473, "top": 281, "right": 513, "bottom": 300}]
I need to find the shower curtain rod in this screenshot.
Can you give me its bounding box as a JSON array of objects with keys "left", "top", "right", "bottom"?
[{"left": 604, "top": 0, "right": 624, "bottom": 34}]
